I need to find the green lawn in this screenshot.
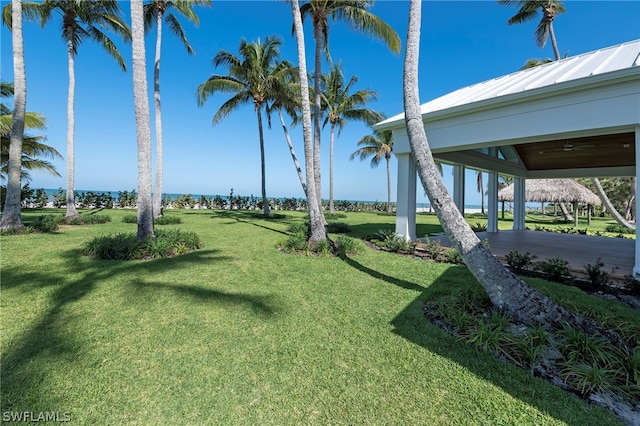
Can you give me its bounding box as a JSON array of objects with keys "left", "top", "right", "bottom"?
[{"left": 1, "top": 208, "right": 630, "bottom": 424}]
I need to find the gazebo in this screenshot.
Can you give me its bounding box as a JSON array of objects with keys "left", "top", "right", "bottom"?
[
  {"left": 498, "top": 178, "right": 601, "bottom": 226},
  {"left": 373, "top": 40, "right": 640, "bottom": 278}
]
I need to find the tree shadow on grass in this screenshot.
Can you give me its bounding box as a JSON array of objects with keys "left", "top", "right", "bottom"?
[
  {"left": 340, "top": 255, "right": 425, "bottom": 292},
  {"left": 388, "top": 266, "right": 618, "bottom": 425},
  {"left": 0, "top": 248, "right": 278, "bottom": 415}
]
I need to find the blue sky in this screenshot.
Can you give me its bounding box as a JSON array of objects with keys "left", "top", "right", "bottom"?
[{"left": 1, "top": 0, "right": 639, "bottom": 205}]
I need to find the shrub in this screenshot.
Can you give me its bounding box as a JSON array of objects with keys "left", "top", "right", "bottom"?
[
  {"left": 445, "top": 248, "right": 463, "bottom": 264},
  {"left": 122, "top": 215, "right": 137, "bottom": 224},
  {"left": 505, "top": 251, "right": 537, "bottom": 274},
  {"left": 336, "top": 235, "right": 364, "bottom": 257},
  {"left": 155, "top": 215, "right": 182, "bottom": 225},
  {"left": 83, "top": 229, "right": 202, "bottom": 260},
  {"left": 471, "top": 222, "right": 488, "bottom": 232},
  {"left": 33, "top": 214, "right": 63, "bottom": 232},
  {"left": 315, "top": 239, "right": 332, "bottom": 257},
  {"left": 583, "top": 258, "right": 613, "bottom": 290},
  {"left": 536, "top": 257, "right": 572, "bottom": 282},
  {"left": 287, "top": 222, "right": 309, "bottom": 236},
  {"left": 375, "top": 229, "right": 411, "bottom": 252},
  {"left": 81, "top": 214, "right": 111, "bottom": 224},
  {"left": 605, "top": 224, "right": 634, "bottom": 235},
  {"left": 278, "top": 232, "right": 310, "bottom": 255}
]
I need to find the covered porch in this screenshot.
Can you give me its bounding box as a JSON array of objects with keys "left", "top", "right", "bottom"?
[{"left": 374, "top": 40, "right": 640, "bottom": 278}]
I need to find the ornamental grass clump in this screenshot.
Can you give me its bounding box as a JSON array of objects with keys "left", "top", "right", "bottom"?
[{"left": 83, "top": 229, "right": 202, "bottom": 260}]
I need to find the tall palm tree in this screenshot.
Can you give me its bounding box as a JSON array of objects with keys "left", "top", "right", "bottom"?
[
  {"left": 265, "top": 71, "right": 307, "bottom": 195},
  {"left": 321, "top": 62, "right": 382, "bottom": 214},
  {"left": 197, "top": 36, "right": 294, "bottom": 217},
  {"left": 1, "top": 82, "right": 62, "bottom": 182},
  {"left": 131, "top": 0, "right": 154, "bottom": 241},
  {"left": 299, "top": 0, "right": 401, "bottom": 218},
  {"left": 350, "top": 129, "right": 393, "bottom": 213},
  {"left": 403, "top": 0, "right": 597, "bottom": 330},
  {"left": 144, "top": 0, "right": 211, "bottom": 218},
  {"left": 289, "top": 0, "right": 326, "bottom": 246},
  {"left": 498, "top": 0, "right": 565, "bottom": 60},
  {"left": 0, "top": 0, "right": 26, "bottom": 228},
  {"left": 38, "top": 0, "right": 131, "bottom": 221}
]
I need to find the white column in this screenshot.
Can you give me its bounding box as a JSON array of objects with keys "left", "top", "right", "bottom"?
[
  {"left": 634, "top": 126, "right": 640, "bottom": 278},
  {"left": 487, "top": 173, "right": 498, "bottom": 232},
  {"left": 453, "top": 164, "right": 465, "bottom": 214},
  {"left": 395, "top": 153, "right": 417, "bottom": 241},
  {"left": 513, "top": 177, "right": 526, "bottom": 230},
  {"left": 487, "top": 150, "right": 498, "bottom": 233}
]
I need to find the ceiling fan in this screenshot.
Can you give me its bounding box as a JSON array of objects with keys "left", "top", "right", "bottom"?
[{"left": 538, "top": 141, "right": 595, "bottom": 154}]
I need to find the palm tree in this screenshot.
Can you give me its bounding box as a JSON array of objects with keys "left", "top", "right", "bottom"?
[
  {"left": 498, "top": 0, "right": 566, "bottom": 61},
  {"left": 197, "top": 36, "right": 294, "bottom": 217},
  {"left": 476, "top": 171, "right": 485, "bottom": 214},
  {"left": 299, "top": 0, "right": 401, "bottom": 218},
  {"left": 144, "top": 0, "right": 211, "bottom": 219},
  {"left": 321, "top": 62, "right": 382, "bottom": 214},
  {"left": 1, "top": 82, "right": 62, "bottom": 182},
  {"left": 289, "top": 0, "right": 326, "bottom": 246},
  {"left": 265, "top": 71, "right": 307, "bottom": 195},
  {"left": 403, "top": 0, "right": 600, "bottom": 331},
  {"left": 498, "top": 0, "right": 566, "bottom": 60},
  {"left": 0, "top": 0, "right": 26, "bottom": 228},
  {"left": 350, "top": 129, "right": 393, "bottom": 213},
  {"left": 38, "top": 0, "right": 131, "bottom": 221},
  {"left": 131, "top": 0, "right": 154, "bottom": 241}
]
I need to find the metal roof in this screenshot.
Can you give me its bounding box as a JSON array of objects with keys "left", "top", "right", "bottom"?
[{"left": 376, "top": 39, "right": 640, "bottom": 130}]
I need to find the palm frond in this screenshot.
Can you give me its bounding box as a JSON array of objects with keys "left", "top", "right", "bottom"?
[{"left": 166, "top": 13, "right": 194, "bottom": 54}]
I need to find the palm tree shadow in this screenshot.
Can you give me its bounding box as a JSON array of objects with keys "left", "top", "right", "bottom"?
[
  {"left": 340, "top": 255, "right": 425, "bottom": 292},
  {"left": 0, "top": 247, "right": 275, "bottom": 414},
  {"left": 389, "top": 267, "right": 606, "bottom": 425}
]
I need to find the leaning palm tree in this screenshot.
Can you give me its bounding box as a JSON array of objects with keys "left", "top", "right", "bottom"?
[
  {"left": 299, "top": 0, "right": 401, "bottom": 218},
  {"left": 131, "top": 0, "right": 154, "bottom": 241},
  {"left": 498, "top": 0, "right": 565, "bottom": 60},
  {"left": 1, "top": 83, "right": 62, "bottom": 182},
  {"left": 350, "top": 129, "right": 393, "bottom": 213},
  {"left": 289, "top": 0, "right": 326, "bottom": 246},
  {"left": 197, "top": 36, "right": 294, "bottom": 217},
  {"left": 321, "top": 62, "right": 382, "bottom": 214},
  {"left": 0, "top": 0, "right": 26, "bottom": 228},
  {"left": 144, "top": 0, "right": 211, "bottom": 218},
  {"left": 403, "top": 0, "right": 612, "bottom": 332},
  {"left": 265, "top": 71, "right": 307, "bottom": 195},
  {"left": 38, "top": 0, "right": 131, "bottom": 221}
]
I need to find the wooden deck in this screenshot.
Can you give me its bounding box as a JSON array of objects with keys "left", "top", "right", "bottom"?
[{"left": 428, "top": 230, "right": 635, "bottom": 279}]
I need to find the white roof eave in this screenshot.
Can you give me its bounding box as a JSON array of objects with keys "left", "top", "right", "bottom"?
[{"left": 374, "top": 65, "right": 640, "bottom": 133}]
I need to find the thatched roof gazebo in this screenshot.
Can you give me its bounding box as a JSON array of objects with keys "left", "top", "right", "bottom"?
[{"left": 498, "top": 178, "right": 601, "bottom": 226}]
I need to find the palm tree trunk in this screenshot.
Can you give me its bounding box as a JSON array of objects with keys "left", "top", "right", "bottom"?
[
  {"left": 152, "top": 10, "right": 164, "bottom": 219},
  {"left": 256, "top": 108, "right": 270, "bottom": 216},
  {"left": 404, "top": 0, "right": 587, "bottom": 330},
  {"left": 65, "top": 35, "right": 80, "bottom": 220},
  {"left": 329, "top": 122, "right": 336, "bottom": 215},
  {"left": 312, "top": 22, "right": 325, "bottom": 222},
  {"left": 559, "top": 201, "right": 573, "bottom": 223},
  {"left": 277, "top": 107, "right": 306, "bottom": 195},
  {"left": 591, "top": 177, "right": 635, "bottom": 230},
  {"left": 290, "top": 0, "right": 326, "bottom": 246},
  {"left": 386, "top": 156, "right": 391, "bottom": 214},
  {"left": 0, "top": 0, "right": 25, "bottom": 229},
  {"left": 548, "top": 22, "right": 561, "bottom": 61},
  {"left": 131, "top": 0, "right": 154, "bottom": 241}
]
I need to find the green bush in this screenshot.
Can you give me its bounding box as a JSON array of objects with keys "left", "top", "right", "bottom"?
[
  {"left": 122, "top": 215, "right": 137, "bottom": 224},
  {"left": 83, "top": 229, "right": 202, "bottom": 260},
  {"left": 605, "top": 224, "right": 634, "bottom": 235},
  {"left": 81, "top": 214, "right": 111, "bottom": 224},
  {"left": 505, "top": 251, "right": 537, "bottom": 274},
  {"left": 278, "top": 232, "right": 310, "bottom": 255},
  {"left": 536, "top": 257, "right": 572, "bottom": 282},
  {"left": 336, "top": 235, "right": 364, "bottom": 257},
  {"left": 583, "top": 258, "right": 612, "bottom": 290},
  {"left": 155, "top": 215, "right": 182, "bottom": 225},
  {"left": 33, "top": 214, "right": 63, "bottom": 232}
]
